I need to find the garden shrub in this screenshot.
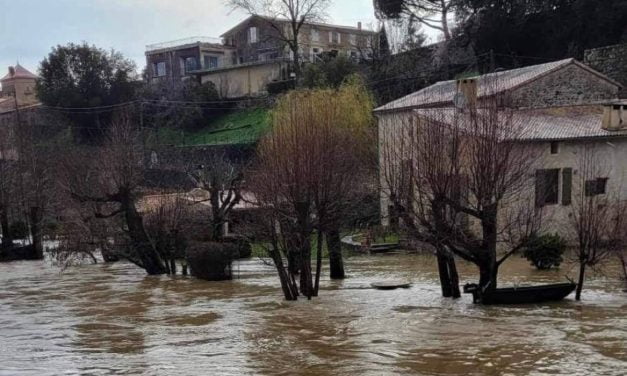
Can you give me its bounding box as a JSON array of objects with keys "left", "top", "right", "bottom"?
[
  {"left": 186, "top": 242, "right": 238, "bottom": 281},
  {"left": 522, "top": 233, "right": 566, "bottom": 270}
]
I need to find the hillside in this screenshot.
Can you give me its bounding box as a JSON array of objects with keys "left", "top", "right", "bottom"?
[{"left": 156, "top": 108, "right": 271, "bottom": 146}]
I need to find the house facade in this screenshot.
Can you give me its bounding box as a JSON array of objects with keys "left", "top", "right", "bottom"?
[
  {"left": 145, "top": 15, "right": 377, "bottom": 96},
  {"left": 375, "top": 58, "right": 625, "bottom": 240},
  {"left": 145, "top": 37, "right": 236, "bottom": 82},
  {"left": 219, "top": 15, "right": 378, "bottom": 63}
]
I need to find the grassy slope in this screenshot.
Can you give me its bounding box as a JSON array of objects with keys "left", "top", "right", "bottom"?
[{"left": 158, "top": 108, "right": 271, "bottom": 146}]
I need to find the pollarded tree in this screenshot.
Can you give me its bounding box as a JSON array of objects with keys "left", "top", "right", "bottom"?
[
  {"left": 226, "top": 0, "right": 331, "bottom": 77},
  {"left": 380, "top": 82, "right": 542, "bottom": 296},
  {"left": 58, "top": 112, "right": 167, "bottom": 274}
]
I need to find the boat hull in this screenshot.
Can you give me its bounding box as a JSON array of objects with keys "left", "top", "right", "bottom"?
[{"left": 464, "top": 283, "right": 577, "bottom": 305}]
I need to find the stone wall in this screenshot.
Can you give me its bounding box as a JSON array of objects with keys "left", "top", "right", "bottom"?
[
  {"left": 584, "top": 44, "right": 627, "bottom": 98},
  {"left": 510, "top": 63, "right": 620, "bottom": 108}
]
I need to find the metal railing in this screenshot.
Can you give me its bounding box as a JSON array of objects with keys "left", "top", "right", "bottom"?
[{"left": 146, "top": 36, "right": 224, "bottom": 52}]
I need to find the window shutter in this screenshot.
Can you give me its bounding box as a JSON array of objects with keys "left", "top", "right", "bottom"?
[
  {"left": 329, "top": 31, "right": 332, "bottom": 43},
  {"left": 535, "top": 170, "right": 544, "bottom": 207},
  {"left": 562, "top": 168, "right": 572, "bottom": 205}
]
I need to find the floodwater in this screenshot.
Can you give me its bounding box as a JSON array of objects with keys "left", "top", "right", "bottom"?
[{"left": 0, "top": 253, "right": 625, "bottom": 376}]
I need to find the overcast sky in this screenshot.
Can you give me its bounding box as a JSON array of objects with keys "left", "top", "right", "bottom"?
[{"left": 0, "top": 0, "right": 393, "bottom": 76}]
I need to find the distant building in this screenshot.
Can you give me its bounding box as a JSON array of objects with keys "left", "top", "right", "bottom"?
[
  {"left": 0, "top": 64, "right": 41, "bottom": 130},
  {"left": 219, "top": 15, "right": 378, "bottom": 64},
  {"left": 145, "top": 37, "right": 236, "bottom": 82},
  {"left": 145, "top": 15, "right": 378, "bottom": 97},
  {"left": 375, "top": 58, "right": 625, "bottom": 240},
  {"left": 0, "top": 64, "right": 39, "bottom": 109}
]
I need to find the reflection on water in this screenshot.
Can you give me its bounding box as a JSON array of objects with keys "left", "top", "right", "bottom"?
[{"left": 0, "top": 253, "right": 625, "bottom": 375}]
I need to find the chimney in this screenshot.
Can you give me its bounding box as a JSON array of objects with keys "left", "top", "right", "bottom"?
[
  {"left": 8, "top": 66, "right": 15, "bottom": 77},
  {"left": 456, "top": 78, "right": 478, "bottom": 109},
  {"left": 358, "top": 22, "right": 362, "bottom": 31},
  {"left": 602, "top": 103, "right": 626, "bottom": 130}
]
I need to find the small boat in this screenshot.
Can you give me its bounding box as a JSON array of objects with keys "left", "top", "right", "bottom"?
[
  {"left": 371, "top": 281, "right": 412, "bottom": 290},
  {"left": 463, "top": 282, "right": 577, "bottom": 305},
  {"left": 369, "top": 243, "right": 400, "bottom": 253}
]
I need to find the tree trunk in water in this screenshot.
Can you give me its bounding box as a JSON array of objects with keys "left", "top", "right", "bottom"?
[
  {"left": 313, "top": 230, "right": 323, "bottom": 296},
  {"left": 576, "top": 261, "right": 586, "bottom": 301},
  {"left": 447, "top": 256, "right": 461, "bottom": 298},
  {"left": 170, "top": 258, "right": 177, "bottom": 275},
  {"left": 435, "top": 250, "right": 461, "bottom": 298},
  {"left": 269, "top": 247, "right": 298, "bottom": 300},
  {"left": 479, "top": 206, "right": 499, "bottom": 290},
  {"left": 0, "top": 206, "right": 12, "bottom": 248},
  {"left": 436, "top": 252, "right": 453, "bottom": 297},
  {"left": 30, "top": 207, "right": 44, "bottom": 259},
  {"left": 122, "top": 194, "right": 167, "bottom": 275},
  {"left": 326, "top": 229, "right": 345, "bottom": 279}
]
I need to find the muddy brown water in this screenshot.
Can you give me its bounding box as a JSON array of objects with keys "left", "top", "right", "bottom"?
[{"left": 0, "top": 253, "right": 625, "bottom": 375}]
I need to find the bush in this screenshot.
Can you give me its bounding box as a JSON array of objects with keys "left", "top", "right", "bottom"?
[
  {"left": 223, "top": 236, "right": 252, "bottom": 258},
  {"left": 522, "top": 233, "right": 566, "bottom": 270},
  {"left": 267, "top": 79, "right": 296, "bottom": 95},
  {"left": 186, "top": 242, "right": 238, "bottom": 281},
  {"left": 9, "top": 221, "right": 29, "bottom": 240}
]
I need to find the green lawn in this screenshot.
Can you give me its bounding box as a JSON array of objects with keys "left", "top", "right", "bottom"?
[{"left": 157, "top": 108, "right": 271, "bottom": 146}]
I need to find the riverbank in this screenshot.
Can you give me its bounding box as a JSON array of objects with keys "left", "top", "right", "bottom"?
[{"left": 0, "top": 253, "right": 625, "bottom": 375}]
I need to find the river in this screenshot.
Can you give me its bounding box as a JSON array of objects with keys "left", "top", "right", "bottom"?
[{"left": 0, "top": 253, "right": 625, "bottom": 375}]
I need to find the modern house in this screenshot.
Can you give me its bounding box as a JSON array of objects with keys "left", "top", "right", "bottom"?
[
  {"left": 375, "top": 58, "right": 625, "bottom": 238},
  {"left": 145, "top": 37, "right": 236, "bottom": 82},
  {"left": 145, "top": 15, "right": 378, "bottom": 97}
]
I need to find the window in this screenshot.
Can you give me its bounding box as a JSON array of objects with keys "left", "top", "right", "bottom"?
[
  {"left": 153, "top": 61, "right": 166, "bottom": 77},
  {"left": 204, "top": 55, "right": 219, "bottom": 69},
  {"left": 311, "top": 28, "right": 320, "bottom": 42},
  {"left": 550, "top": 141, "right": 559, "bottom": 154},
  {"left": 349, "top": 34, "right": 357, "bottom": 45},
  {"left": 585, "top": 178, "right": 608, "bottom": 196},
  {"left": 181, "top": 57, "right": 197, "bottom": 73},
  {"left": 535, "top": 169, "right": 559, "bottom": 207},
  {"left": 329, "top": 31, "right": 341, "bottom": 44},
  {"left": 562, "top": 168, "right": 572, "bottom": 205},
  {"left": 248, "top": 27, "right": 258, "bottom": 43}
]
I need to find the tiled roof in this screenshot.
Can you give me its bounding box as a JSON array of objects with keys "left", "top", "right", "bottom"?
[
  {"left": 413, "top": 105, "right": 627, "bottom": 141},
  {"left": 1, "top": 64, "right": 37, "bottom": 81},
  {"left": 374, "top": 59, "right": 621, "bottom": 112}
]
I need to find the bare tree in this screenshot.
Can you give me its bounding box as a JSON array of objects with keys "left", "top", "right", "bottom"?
[
  {"left": 380, "top": 84, "right": 542, "bottom": 297},
  {"left": 58, "top": 112, "right": 168, "bottom": 275},
  {"left": 189, "top": 150, "right": 245, "bottom": 241},
  {"left": 227, "top": 0, "right": 331, "bottom": 77},
  {"left": 567, "top": 144, "right": 626, "bottom": 300}
]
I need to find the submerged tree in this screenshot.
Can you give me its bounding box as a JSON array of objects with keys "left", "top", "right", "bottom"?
[
  {"left": 380, "top": 81, "right": 541, "bottom": 297},
  {"left": 567, "top": 144, "right": 627, "bottom": 300},
  {"left": 250, "top": 79, "right": 375, "bottom": 300},
  {"left": 58, "top": 113, "right": 168, "bottom": 274}
]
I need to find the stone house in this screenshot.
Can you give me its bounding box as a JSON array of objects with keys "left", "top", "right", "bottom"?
[
  {"left": 375, "top": 58, "right": 625, "bottom": 239},
  {"left": 219, "top": 15, "right": 378, "bottom": 63}
]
